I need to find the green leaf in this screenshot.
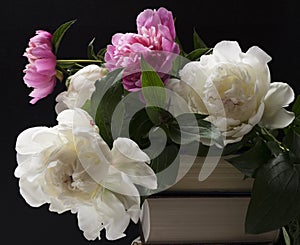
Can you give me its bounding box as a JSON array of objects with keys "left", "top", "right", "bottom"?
[
  {"left": 227, "top": 140, "right": 272, "bottom": 177},
  {"left": 292, "top": 95, "right": 300, "bottom": 117},
  {"left": 284, "top": 128, "right": 300, "bottom": 160},
  {"left": 90, "top": 68, "right": 123, "bottom": 118},
  {"left": 283, "top": 227, "right": 291, "bottom": 245},
  {"left": 94, "top": 81, "right": 124, "bottom": 148},
  {"left": 285, "top": 215, "right": 300, "bottom": 245},
  {"left": 222, "top": 127, "right": 260, "bottom": 156},
  {"left": 193, "top": 28, "right": 207, "bottom": 49},
  {"left": 145, "top": 106, "right": 174, "bottom": 126},
  {"left": 186, "top": 48, "right": 212, "bottom": 61},
  {"left": 169, "top": 55, "right": 189, "bottom": 77},
  {"left": 129, "top": 108, "right": 154, "bottom": 149},
  {"left": 96, "top": 47, "right": 107, "bottom": 61},
  {"left": 150, "top": 144, "right": 180, "bottom": 190},
  {"left": 293, "top": 115, "right": 300, "bottom": 127},
  {"left": 52, "top": 20, "right": 76, "bottom": 54},
  {"left": 87, "top": 38, "right": 98, "bottom": 60},
  {"left": 222, "top": 141, "right": 244, "bottom": 156},
  {"left": 81, "top": 99, "right": 91, "bottom": 114},
  {"left": 138, "top": 144, "right": 180, "bottom": 199},
  {"left": 266, "top": 141, "right": 282, "bottom": 157},
  {"left": 167, "top": 113, "right": 222, "bottom": 145},
  {"left": 245, "top": 153, "right": 300, "bottom": 234},
  {"left": 90, "top": 69, "right": 124, "bottom": 147},
  {"left": 141, "top": 57, "right": 165, "bottom": 107}
]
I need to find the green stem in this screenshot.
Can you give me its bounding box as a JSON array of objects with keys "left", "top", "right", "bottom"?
[
  {"left": 57, "top": 59, "right": 102, "bottom": 63},
  {"left": 261, "top": 127, "right": 289, "bottom": 152}
]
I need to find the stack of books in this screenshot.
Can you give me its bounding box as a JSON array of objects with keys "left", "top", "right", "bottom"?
[{"left": 137, "top": 156, "right": 280, "bottom": 244}]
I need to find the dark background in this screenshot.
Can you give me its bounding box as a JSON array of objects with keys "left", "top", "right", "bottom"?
[{"left": 3, "top": 0, "right": 300, "bottom": 244}]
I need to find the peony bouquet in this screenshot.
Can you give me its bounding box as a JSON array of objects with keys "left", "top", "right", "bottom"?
[{"left": 15, "top": 7, "right": 300, "bottom": 244}]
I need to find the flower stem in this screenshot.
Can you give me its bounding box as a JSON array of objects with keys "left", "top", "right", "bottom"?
[{"left": 261, "top": 127, "right": 289, "bottom": 152}]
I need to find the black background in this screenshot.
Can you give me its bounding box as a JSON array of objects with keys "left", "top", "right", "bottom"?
[{"left": 3, "top": 0, "right": 300, "bottom": 244}]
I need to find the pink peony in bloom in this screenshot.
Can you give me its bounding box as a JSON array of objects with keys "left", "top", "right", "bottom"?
[
  {"left": 23, "top": 30, "right": 57, "bottom": 104},
  {"left": 105, "top": 7, "right": 179, "bottom": 92}
]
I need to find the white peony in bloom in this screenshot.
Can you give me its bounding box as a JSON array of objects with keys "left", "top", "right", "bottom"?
[
  {"left": 15, "top": 108, "right": 157, "bottom": 241},
  {"left": 55, "top": 65, "right": 107, "bottom": 114},
  {"left": 167, "top": 41, "right": 295, "bottom": 145}
]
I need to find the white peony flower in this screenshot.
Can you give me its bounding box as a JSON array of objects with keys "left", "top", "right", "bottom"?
[
  {"left": 167, "top": 41, "right": 295, "bottom": 145},
  {"left": 260, "top": 82, "right": 295, "bottom": 129},
  {"left": 55, "top": 65, "right": 107, "bottom": 114},
  {"left": 15, "top": 108, "right": 157, "bottom": 241}
]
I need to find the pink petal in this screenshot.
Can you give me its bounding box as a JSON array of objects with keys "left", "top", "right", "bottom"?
[
  {"left": 137, "top": 9, "right": 160, "bottom": 32},
  {"left": 112, "top": 33, "right": 124, "bottom": 46},
  {"left": 35, "top": 58, "right": 56, "bottom": 76},
  {"left": 157, "top": 7, "right": 176, "bottom": 40},
  {"left": 158, "top": 25, "right": 173, "bottom": 43}
]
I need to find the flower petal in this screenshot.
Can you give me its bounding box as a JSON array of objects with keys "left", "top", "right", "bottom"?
[
  {"left": 213, "top": 41, "right": 242, "bottom": 62},
  {"left": 111, "top": 137, "right": 150, "bottom": 164},
  {"left": 245, "top": 46, "right": 272, "bottom": 66},
  {"left": 15, "top": 127, "right": 59, "bottom": 155},
  {"left": 71, "top": 110, "right": 111, "bottom": 183},
  {"left": 261, "top": 108, "right": 295, "bottom": 130},
  {"left": 103, "top": 167, "right": 141, "bottom": 196},
  {"left": 261, "top": 82, "right": 295, "bottom": 129},
  {"left": 99, "top": 191, "right": 130, "bottom": 240},
  {"left": 18, "top": 178, "right": 48, "bottom": 207},
  {"left": 77, "top": 205, "right": 104, "bottom": 240},
  {"left": 116, "top": 194, "right": 141, "bottom": 223},
  {"left": 110, "top": 138, "right": 157, "bottom": 189}
]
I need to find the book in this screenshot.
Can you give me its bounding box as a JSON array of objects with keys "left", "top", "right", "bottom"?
[
  {"left": 134, "top": 157, "right": 279, "bottom": 244},
  {"left": 167, "top": 156, "right": 253, "bottom": 193},
  {"left": 139, "top": 196, "right": 280, "bottom": 244}
]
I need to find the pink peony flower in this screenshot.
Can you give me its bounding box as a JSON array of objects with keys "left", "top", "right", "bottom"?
[
  {"left": 23, "top": 30, "right": 57, "bottom": 104},
  {"left": 105, "top": 7, "right": 179, "bottom": 92}
]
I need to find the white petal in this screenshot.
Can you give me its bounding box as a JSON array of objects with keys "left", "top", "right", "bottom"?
[
  {"left": 115, "top": 193, "right": 141, "bottom": 223},
  {"left": 112, "top": 161, "right": 157, "bottom": 190},
  {"left": 213, "top": 41, "right": 242, "bottom": 62},
  {"left": 264, "top": 82, "right": 295, "bottom": 107},
  {"left": 227, "top": 123, "right": 253, "bottom": 139},
  {"left": 111, "top": 138, "right": 150, "bottom": 163},
  {"left": 14, "top": 154, "right": 32, "bottom": 177},
  {"left": 18, "top": 178, "right": 48, "bottom": 207},
  {"left": 57, "top": 108, "right": 95, "bottom": 129},
  {"left": 77, "top": 205, "right": 103, "bottom": 240},
  {"left": 245, "top": 46, "right": 272, "bottom": 65},
  {"left": 56, "top": 109, "right": 74, "bottom": 128},
  {"left": 242, "top": 47, "right": 271, "bottom": 102},
  {"left": 261, "top": 82, "right": 295, "bottom": 129},
  {"left": 103, "top": 168, "right": 141, "bottom": 196},
  {"left": 55, "top": 65, "right": 106, "bottom": 113},
  {"left": 99, "top": 191, "right": 130, "bottom": 240},
  {"left": 166, "top": 78, "right": 207, "bottom": 114},
  {"left": 73, "top": 129, "right": 111, "bottom": 183},
  {"left": 179, "top": 61, "right": 208, "bottom": 93},
  {"left": 111, "top": 138, "right": 157, "bottom": 189},
  {"left": 55, "top": 92, "right": 69, "bottom": 114},
  {"left": 49, "top": 198, "right": 69, "bottom": 214},
  {"left": 248, "top": 102, "right": 265, "bottom": 126},
  {"left": 16, "top": 127, "right": 58, "bottom": 155},
  {"left": 70, "top": 108, "right": 111, "bottom": 183},
  {"left": 261, "top": 108, "right": 295, "bottom": 129},
  {"left": 72, "top": 64, "right": 104, "bottom": 83}
]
